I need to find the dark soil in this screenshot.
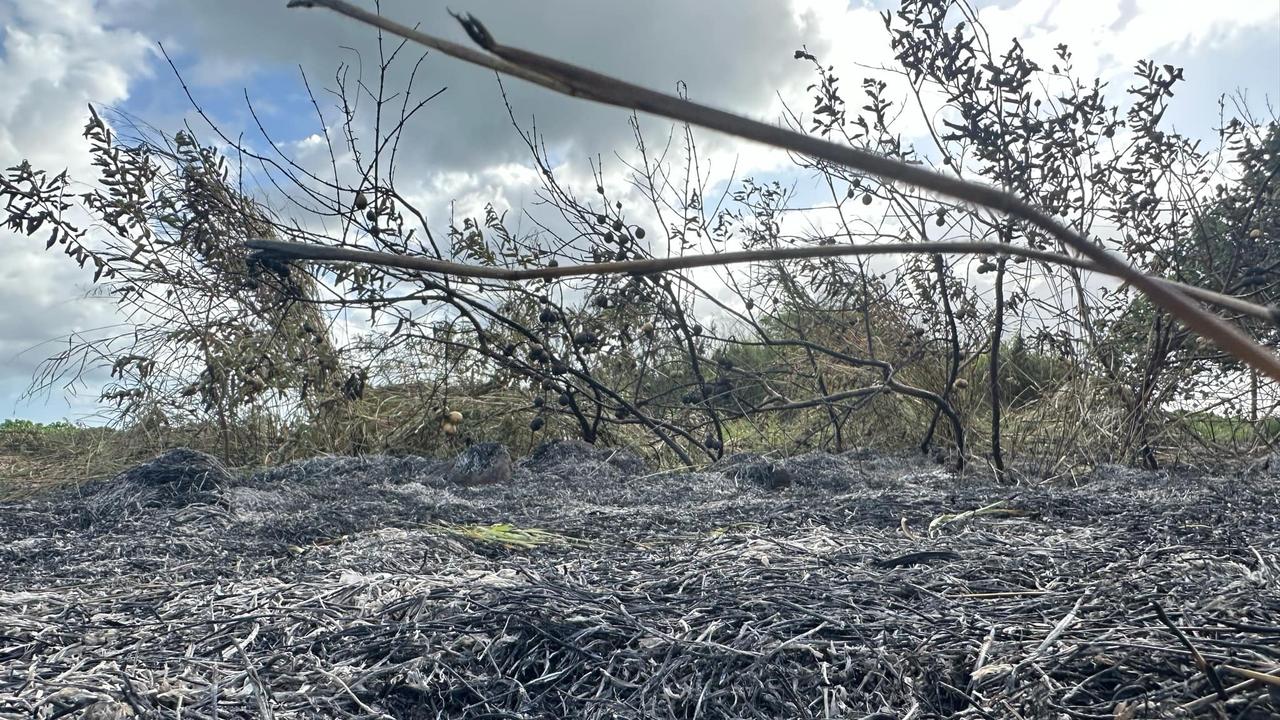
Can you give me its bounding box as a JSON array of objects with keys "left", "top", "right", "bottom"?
[{"left": 1, "top": 441, "right": 1277, "bottom": 718}]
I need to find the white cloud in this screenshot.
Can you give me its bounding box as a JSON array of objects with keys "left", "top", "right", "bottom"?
[
  {"left": 975, "top": 0, "right": 1278, "bottom": 79},
  {"left": 0, "top": 0, "right": 152, "bottom": 420}
]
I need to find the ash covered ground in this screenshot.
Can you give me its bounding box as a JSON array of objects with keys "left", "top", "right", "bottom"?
[{"left": 2, "top": 441, "right": 1278, "bottom": 719}]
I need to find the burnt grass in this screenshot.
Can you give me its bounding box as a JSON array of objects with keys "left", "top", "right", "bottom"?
[{"left": 1, "top": 441, "right": 1278, "bottom": 719}]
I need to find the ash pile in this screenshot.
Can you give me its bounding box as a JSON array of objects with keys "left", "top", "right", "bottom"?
[{"left": 2, "top": 441, "right": 1278, "bottom": 719}]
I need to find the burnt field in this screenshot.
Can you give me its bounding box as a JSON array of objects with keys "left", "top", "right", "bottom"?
[{"left": 2, "top": 442, "right": 1278, "bottom": 719}]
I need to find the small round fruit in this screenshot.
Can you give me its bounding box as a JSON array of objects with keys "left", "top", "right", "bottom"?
[
  {"left": 442, "top": 421, "right": 457, "bottom": 435},
  {"left": 354, "top": 191, "right": 369, "bottom": 210},
  {"left": 1250, "top": 228, "right": 1262, "bottom": 239},
  {"left": 635, "top": 227, "right": 646, "bottom": 239},
  {"left": 529, "top": 417, "right": 545, "bottom": 431},
  {"left": 447, "top": 410, "right": 463, "bottom": 424},
  {"left": 954, "top": 378, "right": 969, "bottom": 390},
  {"left": 861, "top": 193, "right": 873, "bottom": 205}
]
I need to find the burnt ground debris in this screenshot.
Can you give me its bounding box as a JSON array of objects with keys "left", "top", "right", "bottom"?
[{"left": 1, "top": 442, "right": 1278, "bottom": 719}]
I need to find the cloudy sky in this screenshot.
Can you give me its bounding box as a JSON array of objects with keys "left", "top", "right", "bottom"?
[{"left": 1, "top": 0, "right": 1277, "bottom": 423}]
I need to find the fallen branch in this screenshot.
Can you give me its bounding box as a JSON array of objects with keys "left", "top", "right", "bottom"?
[
  {"left": 1179, "top": 666, "right": 1280, "bottom": 713},
  {"left": 246, "top": 237, "right": 1280, "bottom": 326},
  {"left": 1152, "top": 601, "right": 1230, "bottom": 704}
]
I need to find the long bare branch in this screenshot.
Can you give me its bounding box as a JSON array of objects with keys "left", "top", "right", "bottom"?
[{"left": 246, "top": 237, "right": 1278, "bottom": 325}]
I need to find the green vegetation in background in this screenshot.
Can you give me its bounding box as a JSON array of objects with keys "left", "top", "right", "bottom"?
[{"left": 1, "top": 418, "right": 78, "bottom": 432}]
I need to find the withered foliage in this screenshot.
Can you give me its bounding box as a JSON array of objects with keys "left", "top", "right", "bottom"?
[{"left": 3, "top": 0, "right": 1277, "bottom": 472}]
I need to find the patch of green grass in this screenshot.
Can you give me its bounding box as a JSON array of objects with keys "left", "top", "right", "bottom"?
[
  {"left": 707, "top": 522, "right": 764, "bottom": 537},
  {"left": 436, "top": 522, "right": 583, "bottom": 550},
  {"left": 0, "top": 419, "right": 131, "bottom": 500},
  {"left": 928, "top": 500, "right": 1031, "bottom": 534},
  {"left": 1176, "top": 412, "right": 1280, "bottom": 446}
]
